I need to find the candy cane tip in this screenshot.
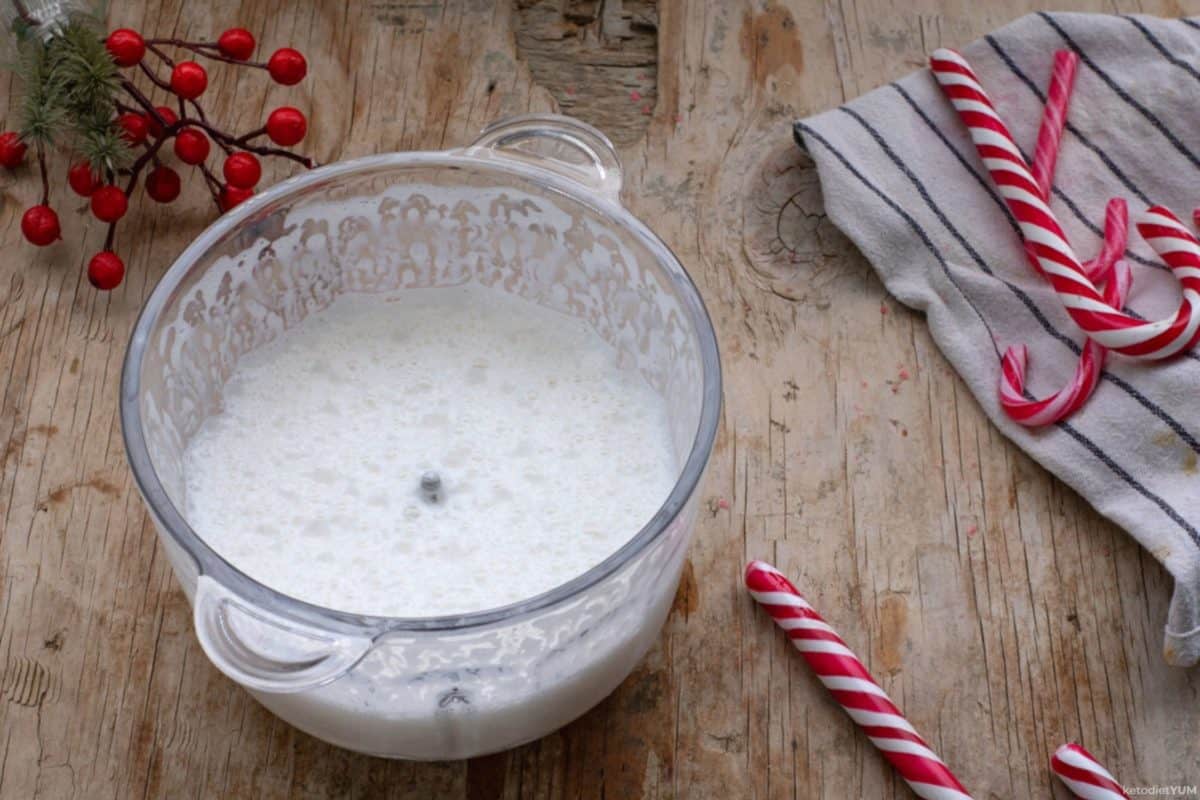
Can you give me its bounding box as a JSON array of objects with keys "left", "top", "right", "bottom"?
[
  {"left": 744, "top": 560, "right": 781, "bottom": 581},
  {"left": 929, "top": 49, "right": 970, "bottom": 73},
  {"left": 1004, "top": 343, "right": 1029, "bottom": 362},
  {"left": 1052, "top": 49, "right": 1080, "bottom": 68}
]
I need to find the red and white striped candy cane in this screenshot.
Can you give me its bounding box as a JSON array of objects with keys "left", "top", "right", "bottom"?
[
  {"left": 1030, "top": 50, "right": 1078, "bottom": 200},
  {"left": 745, "top": 561, "right": 973, "bottom": 800},
  {"left": 1051, "top": 743, "right": 1129, "bottom": 799},
  {"left": 1137, "top": 205, "right": 1200, "bottom": 316},
  {"left": 1000, "top": 258, "right": 1131, "bottom": 426},
  {"left": 1086, "top": 198, "right": 1130, "bottom": 284},
  {"left": 931, "top": 48, "right": 1200, "bottom": 360},
  {"left": 1007, "top": 52, "right": 1127, "bottom": 427}
]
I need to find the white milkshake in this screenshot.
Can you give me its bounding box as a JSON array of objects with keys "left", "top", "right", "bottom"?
[
  {"left": 183, "top": 284, "right": 679, "bottom": 616},
  {"left": 125, "top": 137, "right": 720, "bottom": 759}
]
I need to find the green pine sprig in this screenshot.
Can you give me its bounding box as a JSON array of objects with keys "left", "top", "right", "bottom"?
[
  {"left": 13, "top": 9, "right": 132, "bottom": 174},
  {"left": 15, "top": 29, "right": 66, "bottom": 146}
]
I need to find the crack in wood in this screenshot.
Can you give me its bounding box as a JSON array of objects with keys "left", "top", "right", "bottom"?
[{"left": 514, "top": 0, "right": 658, "bottom": 147}]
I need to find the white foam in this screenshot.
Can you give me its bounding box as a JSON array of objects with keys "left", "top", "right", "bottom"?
[{"left": 183, "top": 285, "right": 678, "bottom": 617}]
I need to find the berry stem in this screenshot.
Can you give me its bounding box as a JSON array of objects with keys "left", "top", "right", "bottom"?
[
  {"left": 103, "top": 222, "right": 116, "bottom": 252},
  {"left": 201, "top": 106, "right": 234, "bottom": 156},
  {"left": 186, "top": 98, "right": 209, "bottom": 124},
  {"left": 197, "top": 163, "right": 224, "bottom": 210},
  {"left": 235, "top": 125, "right": 267, "bottom": 145},
  {"left": 123, "top": 130, "right": 172, "bottom": 195},
  {"left": 145, "top": 41, "right": 175, "bottom": 67},
  {"left": 119, "top": 78, "right": 171, "bottom": 131},
  {"left": 36, "top": 144, "right": 49, "bottom": 205},
  {"left": 136, "top": 61, "right": 173, "bottom": 93},
  {"left": 145, "top": 37, "right": 219, "bottom": 48},
  {"left": 145, "top": 37, "right": 269, "bottom": 69},
  {"left": 174, "top": 96, "right": 224, "bottom": 150},
  {"left": 186, "top": 117, "right": 315, "bottom": 168}
]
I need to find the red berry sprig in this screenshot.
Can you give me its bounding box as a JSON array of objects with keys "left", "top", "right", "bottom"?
[
  {"left": 222, "top": 152, "right": 261, "bottom": 189},
  {"left": 8, "top": 26, "right": 314, "bottom": 291},
  {"left": 146, "top": 106, "right": 178, "bottom": 138},
  {"left": 68, "top": 162, "right": 101, "bottom": 197},
  {"left": 0, "top": 132, "right": 27, "bottom": 168},
  {"left": 87, "top": 251, "right": 125, "bottom": 290},
  {"left": 21, "top": 205, "right": 61, "bottom": 246},
  {"left": 145, "top": 166, "right": 182, "bottom": 203},
  {"left": 217, "top": 28, "right": 255, "bottom": 61},
  {"left": 219, "top": 184, "right": 254, "bottom": 211},
  {"left": 169, "top": 61, "right": 208, "bottom": 99},
  {"left": 117, "top": 112, "right": 149, "bottom": 145},
  {"left": 105, "top": 29, "right": 145, "bottom": 67},
  {"left": 266, "top": 107, "right": 307, "bottom": 146},
  {"left": 267, "top": 48, "right": 307, "bottom": 85},
  {"left": 90, "top": 184, "right": 128, "bottom": 223},
  {"left": 173, "top": 128, "right": 210, "bottom": 164}
]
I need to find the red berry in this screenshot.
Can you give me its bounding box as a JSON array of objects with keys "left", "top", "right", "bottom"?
[
  {"left": 91, "top": 185, "right": 128, "bottom": 222},
  {"left": 173, "top": 128, "right": 210, "bottom": 164},
  {"left": 106, "top": 29, "right": 145, "bottom": 67},
  {"left": 146, "top": 166, "right": 181, "bottom": 203},
  {"left": 117, "top": 112, "right": 149, "bottom": 145},
  {"left": 217, "top": 28, "right": 255, "bottom": 60},
  {"left": 21, "top": 205, "right": 60, "bottom": 246},
  {"left": 267, "top": 48, "right": 306, "bottom": 85},
  {"left": 0, "top": 132, "right": 26, "bottom": 168},
  {"left": 68, "top": 162, "right": 101, "bottom": 197},
  {"left": 220, "top": 184, "right": 254, "bottom": 211},
  {"left": 147, "top": 106, "right": 179, "bottom": 138},
  {"left": 87, "top": 251, "right": 125, "bottom": 290},
  {"left": 266, "top": 107, "right": 307, "bottom": 146},
  {"left": 223, "top": 152, "right": 261, "bottom": 188},
  {"left": 170, "top": 61, "right": 208, "bottom": 100}
]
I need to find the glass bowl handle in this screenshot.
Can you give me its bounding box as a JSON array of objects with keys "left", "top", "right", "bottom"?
[
  {"left": 192, "top": 575, "right": 373, "bottom": 694},
  {"left": 467, "top": 114, "right": 623, "bottom": 202}
]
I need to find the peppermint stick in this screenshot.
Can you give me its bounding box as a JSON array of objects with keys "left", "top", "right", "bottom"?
[
  {"left": 1051, "top": 743, "right": 1130, "bottom": 799},
  {"left": 745, "top": 561, "right": 973, "bottom": 800}
]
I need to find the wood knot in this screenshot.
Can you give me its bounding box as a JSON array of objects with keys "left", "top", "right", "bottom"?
[{"left": 741, "top": 141, "right": 863, "bottom": 306}]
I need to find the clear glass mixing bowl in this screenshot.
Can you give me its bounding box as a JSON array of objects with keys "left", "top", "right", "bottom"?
[{"left": 120, "top": 114, "right": 721, "bottom": 759}]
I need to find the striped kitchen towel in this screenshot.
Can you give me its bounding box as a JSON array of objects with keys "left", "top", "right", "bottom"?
[{"left": 795, "top": 11, "right": 1200, "bottom": 666}]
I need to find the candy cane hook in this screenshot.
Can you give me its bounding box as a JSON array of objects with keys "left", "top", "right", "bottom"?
[{"left": 931, "top": 48, "right": 1200, "bottom": 360}]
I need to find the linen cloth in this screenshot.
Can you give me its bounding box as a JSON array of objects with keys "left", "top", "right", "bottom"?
[{"left": 795, "top": 11, "right": 1200, "bottom": 666}]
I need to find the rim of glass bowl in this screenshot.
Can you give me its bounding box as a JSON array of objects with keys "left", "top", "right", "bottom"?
[{"left": 120, "top": 149, "right": 722, "bottom": 638}]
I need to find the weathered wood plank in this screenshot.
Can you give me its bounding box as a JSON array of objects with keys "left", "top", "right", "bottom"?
[{"left": 1, "top": 1, "right": 1198, "bottom": 798}]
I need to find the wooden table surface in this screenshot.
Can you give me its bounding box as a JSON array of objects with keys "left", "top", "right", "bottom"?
[{"left": 3, "top": 1, "right": 1199, "bottom": 797}]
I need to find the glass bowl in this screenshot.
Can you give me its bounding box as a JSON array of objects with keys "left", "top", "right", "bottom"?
[{"left": 120, "top": 114, "right": 721, "bottom": 759}]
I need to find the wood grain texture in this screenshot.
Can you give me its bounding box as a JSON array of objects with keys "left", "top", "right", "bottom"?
[{"left": 2, "top": 1, "right": 1199, "bottom": 797}]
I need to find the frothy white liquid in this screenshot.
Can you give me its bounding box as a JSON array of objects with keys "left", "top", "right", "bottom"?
[{"left": 183, "top": 285, "right": 678, "bottom": 617}]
